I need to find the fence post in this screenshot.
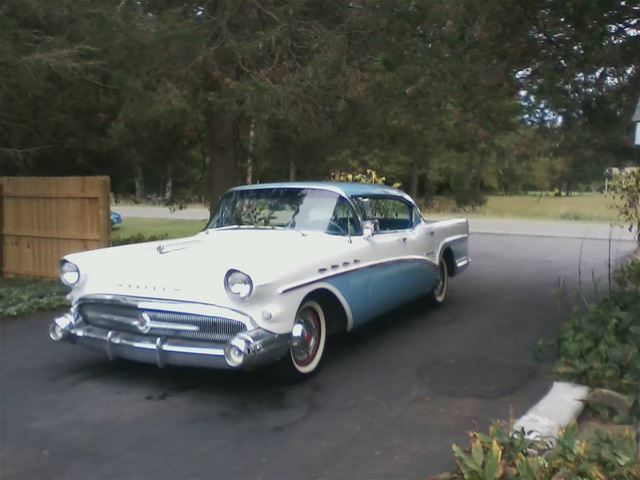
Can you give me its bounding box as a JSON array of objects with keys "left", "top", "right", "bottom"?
[{"left": 97, "top": 176, "right": 111, "bottom": 247}]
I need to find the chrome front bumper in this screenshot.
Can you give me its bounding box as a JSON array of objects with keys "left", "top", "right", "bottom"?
[{"left": 50, "top": 313, "right": 291, "bottom": 370}]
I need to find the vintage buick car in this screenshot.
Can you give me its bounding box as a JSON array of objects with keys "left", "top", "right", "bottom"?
[{"left": 50, "top": 182, "right": 469, "bottom": 379}]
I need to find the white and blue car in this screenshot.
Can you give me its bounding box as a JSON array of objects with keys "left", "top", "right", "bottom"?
[{"left": 50, "top": 182, "right": 469, "bottom": 379}]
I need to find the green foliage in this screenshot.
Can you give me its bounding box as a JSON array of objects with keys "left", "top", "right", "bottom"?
[
  {"left": 609, "top": 169, "right": 640, "bottom": 243},
  {"left": 544, "top": 422, "right": 638, "bottom": 480},
  {"left": 111, "top": 233, "right": 169, "bottom": 246},
  {"left": 111, "top": 218, "right": 205, "bottom": 242},
  {"left": 452, "top": 438, "right": 503, "bottom": 480},
  {"left": 440, "top": 422, "right": 544, "bottom": 480},
  {"left": 0, "top": 278, "right": 68, "bottom": 318},
  {"left": 551, "top": 263, "right": 640, "bottom": 397},
  {"left": 1, "top": 1, "right": 638, "bottom": 208},
  {"left": 437, "top": 421, "right": 638, "bottom": 480},
  {"left": 330, "top": 168, "right": 401, "bottom": 188}
]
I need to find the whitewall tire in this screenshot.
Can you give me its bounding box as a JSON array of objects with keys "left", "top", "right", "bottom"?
[
  {"left": 278, "top": 300, "right": 327, "bottom": 380},
  {"left": 429, "top": 259, "right": 449, "bottom": 305}
]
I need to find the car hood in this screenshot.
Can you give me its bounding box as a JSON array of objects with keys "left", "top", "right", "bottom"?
[{"left": 65, "top": 229, "right": 351, "bottom": 303}]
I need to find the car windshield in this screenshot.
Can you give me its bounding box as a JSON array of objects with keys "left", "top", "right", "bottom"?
[{"left": 207, "top": 188, "right": 360, "bottom": 236}]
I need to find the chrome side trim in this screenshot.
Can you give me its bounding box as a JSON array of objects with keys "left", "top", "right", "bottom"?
[
  {"left": 277, "top": 255, "right": 439, "bottom": 294},
  {"left": 456, "top": 257, "right": 470, "bottom": 268}
]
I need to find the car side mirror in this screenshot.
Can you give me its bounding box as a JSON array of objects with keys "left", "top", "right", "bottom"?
[{"left": 362, "top": 220, "right": 378, "bottom": 240}]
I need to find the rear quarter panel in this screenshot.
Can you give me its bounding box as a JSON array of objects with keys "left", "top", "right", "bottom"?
[{"left": 426, "top": 218, "right": 470, "bottom": 275}]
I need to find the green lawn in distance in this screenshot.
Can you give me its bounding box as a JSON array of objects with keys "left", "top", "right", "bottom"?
[
  {"left": 111, "top": 218, "right": 207, "bottom": 242},
  {"left": 426, "top": 193, "right": 617, "bottom": 222}
]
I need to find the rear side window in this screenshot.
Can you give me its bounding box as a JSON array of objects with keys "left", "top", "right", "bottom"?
[{"left": 353, "top": 197, "right": 413, "bottom": 232}]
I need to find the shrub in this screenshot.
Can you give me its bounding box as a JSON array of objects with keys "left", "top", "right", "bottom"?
[
  {"left": 435, "top": 421, "right": 638, "bottom": 480},
  {"left": 552, "top": 263, "right": 640, "bottom": 398},
  {"left": 552, "top": 291, "right": 640, "bottom": 396},
  {"left": 111, "top": 233, "right": 169, "bottom": 246},
  {"left": 0, "top": 278, "right": 69, "bottom": 317},
  {"left": 609, "top": 168, "right": 640, "bottom": 243},
  {"left": 329, "top": 168, "right": 401, "bottom": 188}
]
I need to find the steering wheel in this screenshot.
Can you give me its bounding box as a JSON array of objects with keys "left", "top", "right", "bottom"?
[{"left": 326, "top": 219, "right": 347, "bottom": 235}]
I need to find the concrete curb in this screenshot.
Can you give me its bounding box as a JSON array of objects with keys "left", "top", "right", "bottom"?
[
  {"left": 512, "top": 382, "right": 590, "bottom": 446},
  {"left": 472, "top": 230, "right": 637, "bottom": 242}
]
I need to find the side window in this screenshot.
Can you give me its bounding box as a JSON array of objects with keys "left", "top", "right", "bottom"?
[
  {"left": 354, "top": 197, "right": 413, "bottom": 232},
  {"left": 327, "top": 197, "right": 362, "bottom": 236}
]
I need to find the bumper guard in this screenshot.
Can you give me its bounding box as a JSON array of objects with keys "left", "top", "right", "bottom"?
[{"left": 50, "top": 313, "right": 290, "bottom": 370}]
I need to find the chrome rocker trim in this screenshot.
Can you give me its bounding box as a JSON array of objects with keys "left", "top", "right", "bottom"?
[{"left": 50, "top": 312, "right": 290, "bottom": 371}]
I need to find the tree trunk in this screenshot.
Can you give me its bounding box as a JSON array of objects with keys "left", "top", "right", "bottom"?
[
  {"left": 410, "top": 158, "right": 419, "bottom": 199},
  {"left": 246, "top": 119, "right": 255, "bottom": 184},
  {"left": 165, "top": 164, "right": 173, "bottom": 200},
  {"left": 422, "top": 170, "right": 434, "bottom": 206},
  {"left": 134, "top": 165, "right": 144, "bottom": 203},
  {"left": 289, "top": 157, "right": 296, "bottom": 181},
  {"left": 207, "top": 112, "right": 236, "bottom": 212}
]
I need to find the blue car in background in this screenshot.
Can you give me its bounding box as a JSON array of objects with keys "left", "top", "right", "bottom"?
[{"left": 110, "top": 211, "right": 122, "bottom": 227}]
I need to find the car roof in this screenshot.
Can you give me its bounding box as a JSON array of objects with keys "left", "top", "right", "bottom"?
[{"left": 228, "top": 181, "right": 415, "bottom": 203}]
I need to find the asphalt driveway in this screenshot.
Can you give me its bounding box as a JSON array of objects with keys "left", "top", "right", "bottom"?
[{"left": 0, "top": 234, "right": 635, "bottom": 480}]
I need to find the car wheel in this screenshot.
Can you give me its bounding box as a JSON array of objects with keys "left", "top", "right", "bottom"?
[
  {"left": 277, "top": 300, "right": 327, "bottom": 381},
  {"left": 428, "top": 259, "right": 448, "bottom": 305}
]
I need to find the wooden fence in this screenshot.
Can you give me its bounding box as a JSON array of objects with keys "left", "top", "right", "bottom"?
[{"left": 0, "top": 176, "right": 111, "bottom": 278}]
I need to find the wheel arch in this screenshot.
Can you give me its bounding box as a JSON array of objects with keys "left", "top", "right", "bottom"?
[
  {"left": 302, "top": 286, "right": 351, "bottom": 334},
  {"left": 441, "top": 246, "right": 456, "bottom": 277}
]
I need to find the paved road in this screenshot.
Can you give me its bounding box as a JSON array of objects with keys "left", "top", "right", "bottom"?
[
  {"left": 0, "top": 235, "right": 634, "bottom": 480},
  {"left": 113, "top": 205, "right": 637, "bottom": 242}
]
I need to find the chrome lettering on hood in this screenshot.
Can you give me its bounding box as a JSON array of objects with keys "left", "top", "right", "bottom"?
[{"left": 156, "top": 240, "right": 201, "bottom": 255}]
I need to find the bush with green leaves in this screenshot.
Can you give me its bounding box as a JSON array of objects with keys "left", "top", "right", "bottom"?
[
  {"left": 552, "top": 263, "right": 640, "bottom": 398},
  {"left": 0, "top": 277, "right": 69, "bottom": 318},
  {"left": 439, "top": 422, "right": 545, "bottom": 480},
  {"left": 609, "top": 169, "right": 640, "bottom": 243},
  {"left": 112, "top": 233, "right": 169, "bottom": 246},
  {"left": 435, "top": 421, "right": 638, "bottom": 480},
  {"left": 329, "top": 168, "right": 402, "bottom": 188}
]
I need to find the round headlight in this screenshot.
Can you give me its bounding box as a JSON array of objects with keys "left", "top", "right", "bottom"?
[
  {"left": 224, "top": 269, "right": 253, "bottom": 299},
  {"left": 60, "top": 261, "right": 80, "bottom": 286}
]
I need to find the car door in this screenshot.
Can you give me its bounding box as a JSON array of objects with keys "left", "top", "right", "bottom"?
[{"left": 353, "top": 196, "right": 427, "bottom": 314}]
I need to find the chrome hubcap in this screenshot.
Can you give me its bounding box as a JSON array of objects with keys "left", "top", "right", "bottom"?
[{"left": 291, "top": 307, "right": 321, "bottom": 367}]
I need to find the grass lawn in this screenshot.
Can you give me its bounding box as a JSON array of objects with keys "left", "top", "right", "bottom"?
[
  {"left": 111, "top": 218, "right": 207, "bottom": 242},
  {"left": 427, "top": 193, "right": 618, "bottom": 222}
]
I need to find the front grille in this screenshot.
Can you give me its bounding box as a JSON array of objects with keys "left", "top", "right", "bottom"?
[{"left": 79, "top": 303, "right": 246, "bottom": 342}]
